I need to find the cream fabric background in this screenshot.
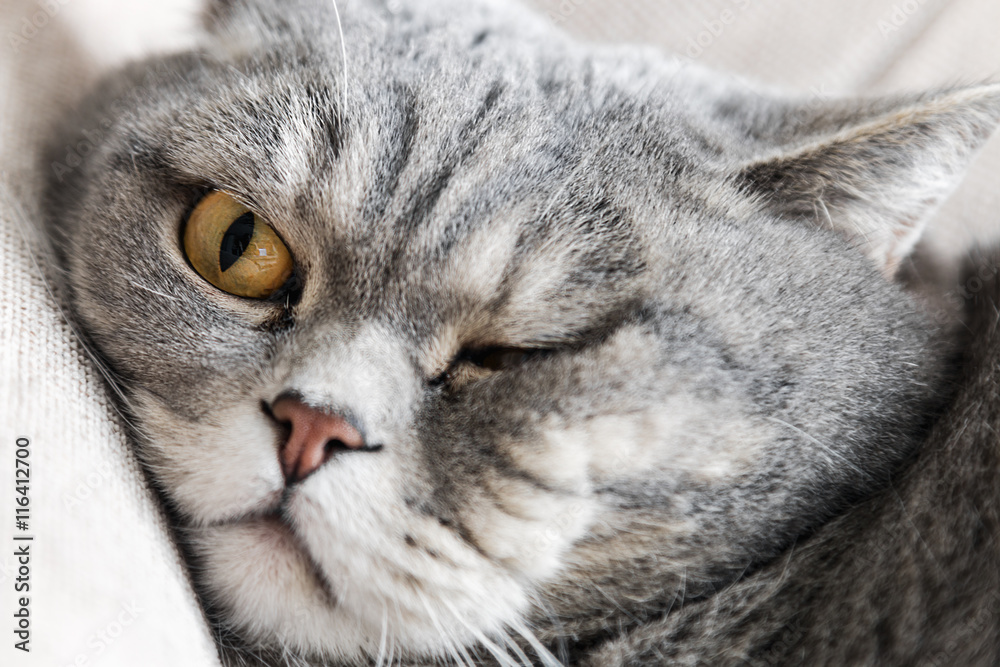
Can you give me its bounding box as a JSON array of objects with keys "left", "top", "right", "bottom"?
[
  {"left": 1, "top": 2, "right": 219, "bottom": 665},
  {"left": 1, "top": 1, "right": 997, "bottom": 665}
]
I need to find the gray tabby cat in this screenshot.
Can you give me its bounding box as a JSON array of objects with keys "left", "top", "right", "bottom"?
[{"left": 44, "top": 0, "right": 1000, "bottom": 664}]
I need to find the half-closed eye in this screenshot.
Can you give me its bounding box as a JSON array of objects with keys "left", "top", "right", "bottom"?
[{"left": 431, "top": 345, "right": 552, "bottom": 387}]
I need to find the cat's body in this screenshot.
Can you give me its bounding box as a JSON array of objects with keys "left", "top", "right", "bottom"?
[
  {"left": 584, "top": 255, "right": 1000, "bottom": 666},
  {"left": 44, "top": 0, "right": 1000, "bottom": 664},
  {"left": 538, "top": 264, "right": 1000, "bottom": 667}
]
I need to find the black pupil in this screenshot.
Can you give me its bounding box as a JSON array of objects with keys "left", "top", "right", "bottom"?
[{"left": 219, "top": 212, "right": 256, "bottom": 272}]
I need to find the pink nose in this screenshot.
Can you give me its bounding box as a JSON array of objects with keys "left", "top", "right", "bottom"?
[{"left": 271, "top": 396, "right": 367, "bottom": 484}]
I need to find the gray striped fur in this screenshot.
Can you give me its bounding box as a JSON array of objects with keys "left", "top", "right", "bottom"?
[{"left": 44, "top": 0, "right": 1000, "bottom": 664}]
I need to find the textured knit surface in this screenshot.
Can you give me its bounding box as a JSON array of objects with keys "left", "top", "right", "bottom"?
[
  {"left": 0, "top": 1, "right": 218, "bottom": 665},
  {"left": 1, "top": 0, "right": 998, "bottom": 665}
]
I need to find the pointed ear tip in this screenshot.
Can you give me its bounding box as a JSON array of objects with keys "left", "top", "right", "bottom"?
[
  {"left": 891, "top": 82, "right": 1000, "bottom": 146},
  {"left": 737, "top": 82, "right": 1000, "bottom": 278},
  {"left": 933, "top": 81, "right": 1000, "bottom": 118},
  {"left": 966, "top": 80, "right": 1000, "bottom": 97}
]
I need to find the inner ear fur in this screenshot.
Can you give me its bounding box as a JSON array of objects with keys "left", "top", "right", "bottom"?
[{"left": 737, "top": 84, "right": 1000, "bottom": 278}]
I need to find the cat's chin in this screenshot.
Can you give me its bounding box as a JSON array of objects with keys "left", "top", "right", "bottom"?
[
  {"left": 189, "top": 509, "right": 532, "bottom": 661},
  {"left": 189, "top": 517, "right": 359, "bottom": 656}
]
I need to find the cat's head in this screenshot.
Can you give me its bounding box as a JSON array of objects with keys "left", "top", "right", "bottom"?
[{"left": 47, "top": 0, "right": 1000, "bottom": 661}]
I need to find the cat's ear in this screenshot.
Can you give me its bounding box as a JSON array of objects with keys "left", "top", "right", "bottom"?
[{"left": 737, "top": 84, "right": 1000, "bottom": 277}]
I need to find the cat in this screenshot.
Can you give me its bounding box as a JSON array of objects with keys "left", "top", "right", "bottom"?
[{"left": 43, "top": 0, "right": 1000, "bottom": 664}]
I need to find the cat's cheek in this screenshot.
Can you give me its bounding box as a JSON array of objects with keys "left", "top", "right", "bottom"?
[
  {"left": 543, "top": 397, "right": 774, "bottom": 484},
  {"left": 463, "top": 474, "right": 597, "bottom": 581},
  {"left": 189, "top": 520, "right": 368, "bottom": 660},
  {"left": 133, "top": 391, "right": 284, "bottom": 524},
  {"left": 466, "top": 433, "right": 598, "bottom": 580}
]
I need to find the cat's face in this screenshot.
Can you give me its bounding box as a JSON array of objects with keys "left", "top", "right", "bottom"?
[{"left": 49, "top": 0, "right": 1000, "bottom": 662}]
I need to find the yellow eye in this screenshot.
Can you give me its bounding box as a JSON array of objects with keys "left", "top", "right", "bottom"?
[{"left": 183, "top": 191, "right": 294, "bottom": 299}]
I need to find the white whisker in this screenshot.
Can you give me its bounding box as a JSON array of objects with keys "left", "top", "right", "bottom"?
[
  {"left": 417, "top": 592, "right": 468, "bottom": 667},
  {"left": 508, "top": 618, "right": 563, "bottom": 667},
  {"left": 128, "top": 279, "right": 177, "bottom": 301},
  {"left": 375, "top": 602, "right": 389, "bottom": 667},
  {"left": 495, "top": 628, "right": 534, "bottom": 667},
  {"left": 766, "top": 416, "right": 864, "bottom": 476},
  {"left": 441, "top": 599, "right": 520, "bottom": 667},
  {"left": 329, "top": 0, "right": 349, "bottom": 119}
]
